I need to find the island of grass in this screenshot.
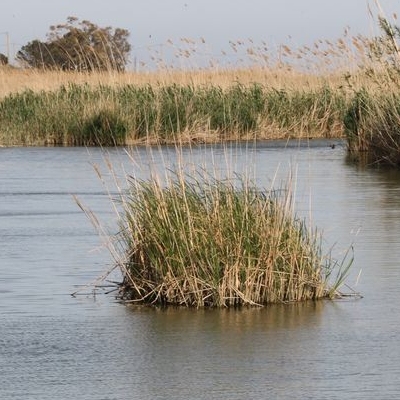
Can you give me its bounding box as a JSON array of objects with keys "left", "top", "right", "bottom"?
[{"left": 109, "top": 172, "right": 351, "bottom": 307}]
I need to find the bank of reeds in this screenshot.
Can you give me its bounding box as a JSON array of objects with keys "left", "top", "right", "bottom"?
[
  {"left": 342, "top": 11, "right": 400, "bottom": 167},
  {"left": 103, "top": 168, "right": 351, "bottom": 307},
  {"left": 0, "top": 82, "right": 347, "bottom": 146},
  {"left": 344, "top": 89, "right": 400, "bottom": 166},
  {"left": 3, "top": 4, "right": 400, "bottom": 166}
]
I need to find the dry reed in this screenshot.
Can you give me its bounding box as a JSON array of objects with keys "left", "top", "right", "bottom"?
[{"left": 80, "top": 147, "right": 353, "bottom": 308}]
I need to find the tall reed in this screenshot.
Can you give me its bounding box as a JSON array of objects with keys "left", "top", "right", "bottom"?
[
  {"left": 342, "top": 11, "right": 400, "bottom": 167},
  {"left": 345, "top": 89, "right": 400, "bottom": 166},
  {"left": 0, "top": 82, "right": 347, "bottom": 146},
  {"left": 108, "top": 167, "right": 351, "bottom": 307}
]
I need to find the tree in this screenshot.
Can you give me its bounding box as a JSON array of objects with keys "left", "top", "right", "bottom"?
[{"left": 16, "top": 16, "right": 131, "bottom": 71}]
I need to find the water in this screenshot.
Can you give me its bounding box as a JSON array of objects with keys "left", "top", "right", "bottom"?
[{"left": 1, "top": 141, "right": 400, "bottom": 399}]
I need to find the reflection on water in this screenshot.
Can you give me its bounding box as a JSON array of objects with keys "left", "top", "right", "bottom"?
[
  {"left": 1, "top": 141, "right": 400, "bottom": 399},
  {"left": 122, "top": 303, "right": 326, "bottom": 400}
]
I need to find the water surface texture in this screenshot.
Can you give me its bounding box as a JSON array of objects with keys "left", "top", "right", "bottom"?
[{"left": 1, "top": 141, "right": 400, "bottom": 399}]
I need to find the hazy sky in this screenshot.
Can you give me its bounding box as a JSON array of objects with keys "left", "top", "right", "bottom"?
[{"left": 1, "top": 0, "right": 399, "bottom": 68}]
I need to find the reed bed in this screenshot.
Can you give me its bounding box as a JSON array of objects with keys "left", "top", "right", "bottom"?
[
  {"left": 106, "top": 168, "right": 350, "bottom": 307},
  {"left": 0, "top": 82, "right": 347, "bottom": 146},
  {"left": 341, "top": 10, "right": 400, "bottom": 167},
  {"left": 345, "top": 89, "right": 400, "bottom": 166},
  {"left": 0, "top": 27, "right": 373, "bottom": 147},
  {"left": 2, "top": 3, "right": 400, "bottom": 166}
]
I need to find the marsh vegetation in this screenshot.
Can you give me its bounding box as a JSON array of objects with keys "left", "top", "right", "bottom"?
[
  {"left": 113, "top": 171, "right": 350, "bottom": 306},
  {"left": 0, "top": 82, "right": 346, "bottom": 146},
  {"left": 2, "top": 12, "right": 400, "bottom": 168}
]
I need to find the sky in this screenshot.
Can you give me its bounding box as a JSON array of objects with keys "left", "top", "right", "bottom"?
[{"left": 1, "top": 0, "right": 400, "bottom": 69}]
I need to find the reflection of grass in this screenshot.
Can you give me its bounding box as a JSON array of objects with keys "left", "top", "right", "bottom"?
[
  {"left": 0, "top": 82, "right": 347, "bottom": 146},
  {"left": 104, "top": 168, "right": 351, "bottom": 308}
]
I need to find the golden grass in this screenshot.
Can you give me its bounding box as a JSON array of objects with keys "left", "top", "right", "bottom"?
[{"left": 0, "top": 64, "right": 346, "bottom": 99}]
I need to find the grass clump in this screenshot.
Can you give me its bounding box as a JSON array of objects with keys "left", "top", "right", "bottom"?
[
  {"left": 113, "top": 171, "right": 349, "bottom": 308},
  {"left": 81, "top": 108, "right": 127, "bottom": 146},
  {"left": 343, "top": 13, "right": 400, "bottom": 167},
  {"left": 0, "top": 84, "right": 127, "bottom": 146},
  {"left": 345, "top": 89, "right": 400, "bottom": 167}
]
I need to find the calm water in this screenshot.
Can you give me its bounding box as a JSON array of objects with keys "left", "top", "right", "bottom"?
[{"left": 1, "top": 140, "right": 400, "bottom": 399}]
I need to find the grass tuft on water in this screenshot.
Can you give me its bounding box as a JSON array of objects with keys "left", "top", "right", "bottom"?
[{"left": 110, "top": 167, "right": 351, "bottom": 308}]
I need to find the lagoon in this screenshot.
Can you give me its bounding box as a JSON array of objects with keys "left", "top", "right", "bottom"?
[{"left": 1, "top": 140, "right": 400, "bottom": 399}]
